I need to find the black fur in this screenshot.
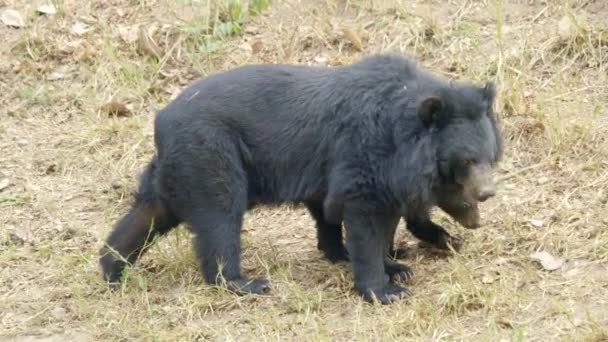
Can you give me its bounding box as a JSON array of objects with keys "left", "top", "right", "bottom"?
[{"left": 100, "top": 53, "right": 502, "bottom": 304}]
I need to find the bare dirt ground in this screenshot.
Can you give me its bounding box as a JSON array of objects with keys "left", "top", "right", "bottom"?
[{"left": 1, "top": 0, "right": 607, "bottom": 341}]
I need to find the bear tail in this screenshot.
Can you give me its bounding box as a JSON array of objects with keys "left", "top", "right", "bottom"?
[{"left": 99, "top": 157, "right": 180, "bottom": 285}]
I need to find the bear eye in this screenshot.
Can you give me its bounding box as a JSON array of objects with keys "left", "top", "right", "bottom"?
[{"left": 463, "top": 159, "right": 475, "bottom": 166}]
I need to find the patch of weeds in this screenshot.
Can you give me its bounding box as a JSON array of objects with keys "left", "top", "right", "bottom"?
[
  {"left": 102, "top": 264, "right": 153, "bottom": 295},
  {"left": 457, "top": 19, "right": 481, "bottom": 34},
  {"left": 250, "top": 0, "right": 272, "bottom": 16},
  {"left": 408, "top": 298, "right": 440, "bottom": 331},
  {"left": 17, "top": 84, "right": 53, "bottom": 107},
  {"left": 10, "top": 34, "right": 48, "bottom": 61},
  {"left": 116, "top": 62, "right": 150, "bottom": 95},
  {"left": 0, "top": 195, "right": 23, "bottom": 207},
  {"left": 551, "top": 9, "right": 608, "bottom": 67},
  {"left": 180, "top": 0, "right": 271, "bottom": 59},
  {"left": 437, "top": 283, "right": 487, "bottom": 315},
  {"left": 282, "top": 287, "right": 324, "bottom": 314},
  {"left": 511, "top": 327, "right": 527, "bottom": 342},
  {"left": 488, "top": 0, "right": 540, "bottom": 118}
]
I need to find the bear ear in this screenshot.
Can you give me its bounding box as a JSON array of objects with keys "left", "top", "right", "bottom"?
[
  {"left": 482, "top": 82, "right": 496, "bottom": 102},
  {"left": 417, "top": 96, "right": 443, "bottom": 127}
]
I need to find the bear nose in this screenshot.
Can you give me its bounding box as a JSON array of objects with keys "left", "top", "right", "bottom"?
[{"left": 477, "top": 187, "right": 496, "bottom": 202}]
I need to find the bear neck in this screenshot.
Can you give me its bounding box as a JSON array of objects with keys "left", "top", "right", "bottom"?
[{"left": 388, "top": 129, "right": 440, "bottom": 219}]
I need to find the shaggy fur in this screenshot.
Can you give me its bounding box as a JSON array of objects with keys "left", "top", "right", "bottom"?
[{"left": 100, "top": 53, "right": 502, "bottom": 304}]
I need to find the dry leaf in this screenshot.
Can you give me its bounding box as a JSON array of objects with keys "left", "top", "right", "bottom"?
[
  {"left": 244, "top": 25, "right": 260, "bottom": 34},
  {"left": 50, "top": 306, "right": 67, "bottom": 321},
  {"left": 529, "top": 219, "right": 544, "bottom": 228},
  {"left": 8, "top": 232, "right": 25, "bottom": 246},
  {"left": 504, "top": 183, "right": 516, "bottom": 190},
  {"left": 558, "top": 15, "right": 576, "bottom": 41},
  {"left": 47, "top": 65, "right": 72, "bottom": 81},
  {"left": 47, "top": 71, "right": 66, "bottom": 81},
  {"left": 494, "top": 257, "right": 510, "bottom": 265},
  {"left": 75, "top": 42, "right": 96, "bottom": 62},
  {"left": 530, "top": 251, "right": 564, "bottom": 271},
  {"left": 1, "top": 9, "right": 25, "bottom": 28},
  {"left": 137, "top": 25, "right": 162, "bottom": 59},
  {"left": 167, "top": 84, "right": 182, "bottom": 101},
  {"left": 342, "top": 29, "right": 364, "bottom": 51},
  {"left": 481, "top": 274, "right": 495, "bottom": 284},
  {"left": 0, "top": 178, "right": 9, "bottom": 191},
  {"left": 118, "top": 25, "right": 138, "bottom": 43},
  {"left": 37, "top": 3, "right": 57, "bottom": 15},
  {"left": 239, "top": 42, "right": 253, "bottom": 53},
  {"left": 71, "top": 22, "right": 90, "bottom": 36},
  {"left": 102, "top": 101, "right": 131, "bottom": 117},
  {"left": 314, "top": 56, "right": 328, "bottom": 64},
  {"left": 251, "top": 41, "right": 264, "bottom": 54}
]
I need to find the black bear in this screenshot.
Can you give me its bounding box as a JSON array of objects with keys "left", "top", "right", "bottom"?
[{"left": 100, "top": 53, "right": 502, "bottom": 304}]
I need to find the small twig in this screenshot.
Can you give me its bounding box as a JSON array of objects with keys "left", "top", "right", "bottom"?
[{"left": 496, "top": 162, "right": 546, "bottom": 183}]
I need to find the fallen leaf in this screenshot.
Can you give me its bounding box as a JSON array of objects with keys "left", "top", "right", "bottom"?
[
  {"left": 481, "top": 274, "right": 495, "bottom": 284},
  {"left": 239, "top": 42, "right": 253, "bottom": 53},
  {"left": 497, "top": 320, "right": 513, "bottom": 329},
  {"left": 167, "top": 84, "right": 182, "bottom": 101},
  {"left": 75, "top": 42, "right": 96, "bottom": 62},
  {"left": 537, "top": 176, "right": 549, "bottom": 185},
  {"left": 71, "top": 22, "right": 90, "bottom": 36},
  {"left": 50, "top": 306, "right": 67, "bottom": 320},
  {"left": 342, "top": 29, "right": 364, "bottom": 51},
  {"left": 1, "top": 9, "right": 25, "bottom": 28},
  {"left": 8, "top": 232, "right": 25, "bottom": 246},
  {"left": 244, "top": 25, "right": 260, "bottom": 34},
  {"left": 564, "top": 267, "right": 580, "bottom": 278},
  {"left": 47, "top": 65, "right": 72, "bottom": 81},
  {"left": 102, "top": 101, "right": 131, "bottom": 117},
  {"left": 529, "top": 219, "right": 544, "bottom": 228},
  {"left": 47, "top": 71, "right": 66, "bottom": 81},
  {"left": 118, "top": 25, "right": 138, "bottom": 43},
  {"left": 37, "top": 3, "right": 57, "bottom": 15},
  {"left": 45, "top": 164, "right": 57, "bottom": 175},
  {"left": 314, "top": 56, "right": 328, "bottom": 64},
  {"left": 0, "top": 178, "right": 9, "bottom": 191},
  {"left": 251, "top": 40, "right": 264, "bottom": 54},
  {"left": 558, "top": 15, "right": 576, "bottom": 41},
  {"left": 530, "top": 251, "right": 564, "bottom": 271},
  {"left": 494, "top": 257, "right": 510, "bottom": 265},
  {"left": 504, "top": 183, "right": 516, "bottom": 190},
  {"left": 136, "top": 25, "right": 162, "bottom": 59}
]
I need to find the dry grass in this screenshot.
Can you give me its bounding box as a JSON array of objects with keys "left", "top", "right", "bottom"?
[{"left": 1, "top": 0, "right": 608, "bottom": 341}]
